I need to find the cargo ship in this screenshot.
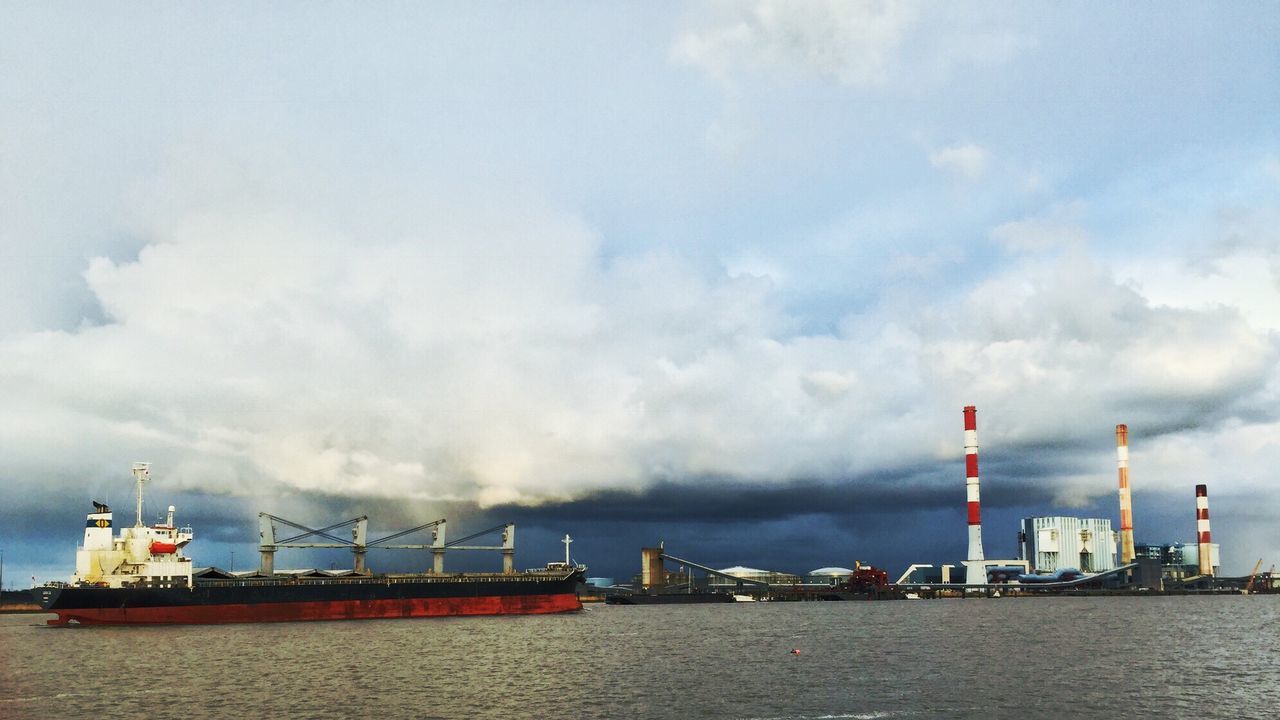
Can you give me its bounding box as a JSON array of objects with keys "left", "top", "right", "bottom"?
[{"left": 40, "top": 464, "right": 584, "bottom": 625}]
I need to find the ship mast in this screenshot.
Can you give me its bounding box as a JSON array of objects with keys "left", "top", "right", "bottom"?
[
  {"left": 132, "top": 462, "right": 150, "bottom": 528},
  {"left": 562, "top": 534, "right": 572, "bottom": 566}
]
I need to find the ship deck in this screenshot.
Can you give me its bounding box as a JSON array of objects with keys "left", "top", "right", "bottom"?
[{"left": 193, "top": 571, "right": 579, "bottom": 588}]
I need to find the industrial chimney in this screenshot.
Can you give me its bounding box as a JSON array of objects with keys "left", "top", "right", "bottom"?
[
  {"left": 963, "top": 406, "right": 985, "bottom": 584},
  {"left": 1116, "top": 424, "right": 1135, "bottom": 564},
  {"left": 1195, "top": 484, "right": 1213, "bottom": 576}
]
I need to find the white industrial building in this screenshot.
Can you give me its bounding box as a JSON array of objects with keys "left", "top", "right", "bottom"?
[
  {"left": 1020, "top": 517, "right": 1117, "bottom": 574},
  {"left": 807, "top": 567, "right": 853, "bottom": 586},
  {"left": 708, "top": 566, "right": 801, "bottom": 587}
]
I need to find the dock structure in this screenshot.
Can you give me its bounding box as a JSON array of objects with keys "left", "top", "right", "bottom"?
[
  {"left": 893, "top": 563, "right": 1141, "bottom": 597},
  {"left": 658, "top": 551, "right": 770, "bottom": 591},
  {"left": 611, "top": 544, "right": 900, "bottom": 603},
  {"left": 637, "top": 544, "right": 768, "bottom": 594}
]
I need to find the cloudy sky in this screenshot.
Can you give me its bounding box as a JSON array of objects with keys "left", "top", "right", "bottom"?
[{"left": 2, "top": 2, "right": 1278, "bottom": 585}]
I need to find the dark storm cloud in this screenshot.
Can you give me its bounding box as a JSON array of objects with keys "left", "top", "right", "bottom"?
[
  {"left": 0, "top": 486, "right": 255, "bottom": 548},
  {"left": 488, "top": 469, "right": 1061, "bottom": 527},
  {"left": 1125, "top": 385, "right": 1279, "bottom": 435}
]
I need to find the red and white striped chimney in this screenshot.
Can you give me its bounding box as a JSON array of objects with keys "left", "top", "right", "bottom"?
[
  {"left": 1195, "top": 484, "right": 1213, "bottom": 576},
  {"left": 963, "top": 406, "right": 985, "bottom": 584},
  {"left": 1116, "top": 424, "right": 1135, "bottom": 564}
]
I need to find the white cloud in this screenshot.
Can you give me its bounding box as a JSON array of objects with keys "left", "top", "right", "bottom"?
[
  {"left": 801, "top": 370, "right": 854, "bottom": 401},
  {"left": 3, "top": 172, "right": 1276, "bottom": 517},
  {"left": 672, "top": 2, "right": 1034, "bottom": 93},
  {"left": 929, "top": 141, "right": 988, "bottom": 182},
  {"left": 916, "top": 250, "right": 1278, "bottom": 473},
  {"left": 1128, "top": 251, "right": 1280, "bottom": 333},
  {"left": 886, "top": 250, "right": 947, "bottom": 279},
  {"left": 1116, "top": 202, "right": 1280, "bottom": 332},
  {"left": 723, "top": 250, "right": 788, "bottom": 285},
  {"left": 989, "top": 203, "right": 1089, "bottom": 254},
  {"left": 672, "top": 0, "right": 919, "bottom": 87}
]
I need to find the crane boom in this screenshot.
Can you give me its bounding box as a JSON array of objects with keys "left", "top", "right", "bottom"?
[{"left": 1244, "top": 558, "right": 1264, "bottom": 593}]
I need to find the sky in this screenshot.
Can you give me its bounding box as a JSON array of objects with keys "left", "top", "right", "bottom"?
[{"left": 2, "top": 2, "right": 1278, "bottom": 587}]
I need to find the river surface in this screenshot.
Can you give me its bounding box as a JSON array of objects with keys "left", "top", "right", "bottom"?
[{"left": 2, "top": 596, "right": 1277, "bottom": 719}]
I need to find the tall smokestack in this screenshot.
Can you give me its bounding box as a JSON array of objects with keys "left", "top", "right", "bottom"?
[
  {"left": 1116, "top": 424, "right": 1135, "bottom": 564},
  {"left": 963, "top": 406, "right": 985, "bottom": 584},
  {"left": 1195, "top": 484, "right": 1213, "bottom": 576}
]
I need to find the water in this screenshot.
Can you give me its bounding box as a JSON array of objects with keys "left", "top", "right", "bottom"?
[{"left": 2, "top": 596, "right": 1277, "bottom": 719}]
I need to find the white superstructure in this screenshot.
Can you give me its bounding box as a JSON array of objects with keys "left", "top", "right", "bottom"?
[{"left": 72, "top": 463, "right": 194, "bottom": 589}]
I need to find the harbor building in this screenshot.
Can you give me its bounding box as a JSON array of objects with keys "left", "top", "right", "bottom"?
[
  {"left": 708, "top": 566, "right": 801, "bottom": 588},
  {"left": 807, "top": 567, "right": 853, "bottom": 586},
  {"left": 1020, "top": 517, "right": 1117, "bottom": 574}
]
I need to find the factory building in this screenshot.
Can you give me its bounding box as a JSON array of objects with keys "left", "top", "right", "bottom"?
[
  {"left": 1020, "top": 517, "right": 1117, "bottom": 573},
  {"left": 1135, "top": 542, "right": 1220, "bottom": 580}
]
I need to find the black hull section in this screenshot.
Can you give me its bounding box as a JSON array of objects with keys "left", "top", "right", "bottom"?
[
  {"left": 43, "top": 573, "right": 577, "bottom": 610},
  {"left": 606, "top": 592, "right": 735, "bottom": 605}
]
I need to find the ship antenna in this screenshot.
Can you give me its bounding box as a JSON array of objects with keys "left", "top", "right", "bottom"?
[{"left": 132, "top": 462, "right": 150, "bottom": 528}]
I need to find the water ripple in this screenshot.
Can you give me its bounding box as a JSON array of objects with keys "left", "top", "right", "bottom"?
[{"left": 2, "top": 597, "right": 1276, "bottom": 719}]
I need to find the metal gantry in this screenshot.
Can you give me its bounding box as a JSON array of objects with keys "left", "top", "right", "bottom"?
[
  {"left": 442, "top": 522, "right": 517, "bottom": 575},
  {"left": 257, "top": 514, "right": 516, "bottom": 576}
]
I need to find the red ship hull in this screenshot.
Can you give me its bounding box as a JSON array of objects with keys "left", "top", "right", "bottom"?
[
  {"left": 42, "top": 571, "right": 585, "bottom": 626},
  {"left": 47, "top": 592, "right": 581, "bottom": 625}
]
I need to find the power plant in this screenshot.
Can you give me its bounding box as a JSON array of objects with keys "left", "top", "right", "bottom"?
[
  {"left": 585, "top": 406, "right": 1265, "bottom": 603},
  {"left": 579, "top": 404, "right": 1269, "bottom": 604},
  {"left": 906, "top": 407, "right": 1249, "bottom": 594}
]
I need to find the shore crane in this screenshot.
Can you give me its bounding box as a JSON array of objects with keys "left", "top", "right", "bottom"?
[{"left": 1244, "top": 558, "right": 1264, "bottom": 594}]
